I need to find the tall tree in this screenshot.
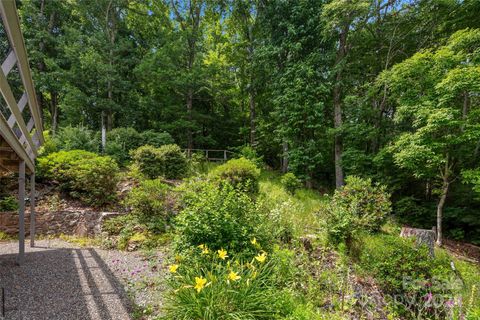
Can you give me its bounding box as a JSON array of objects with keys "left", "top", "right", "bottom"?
[
  {"left": 322, "top": 0, "right": 370, "bottom": 188},
  {"left": 382, "top": 29, "right": 480, "bottom": 245},
  {"left": 228, "top": 0, "right": 260, "bottom": 146},
  {"left": 256, "top": 0, "right": 332, "bottom": 186},
  {"left": 20, "top": 0, "right": 72, "bottom": 133},
  {"left": 169, "top": 0, "right": 206, "bottom": 150}
]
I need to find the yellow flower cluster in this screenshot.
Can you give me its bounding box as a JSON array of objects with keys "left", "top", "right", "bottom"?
[
  {"left": 198, "top": 244, "right": 210, "bottom": 254},
  {"left": 170, "top": 241, "right": 269, "bottom": 294}
]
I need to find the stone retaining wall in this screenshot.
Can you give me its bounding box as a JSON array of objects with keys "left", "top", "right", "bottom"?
[{"left": 0, "top": 210, "right": 123, "bottom": 237}]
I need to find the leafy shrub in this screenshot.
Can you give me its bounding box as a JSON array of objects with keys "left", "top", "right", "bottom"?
[
  {"left": 281, "top": 172, "right": 302, "bottom": 195},
  {"left": 210, "top": 157, "right": 260, "bottom": 195},
  {"left": 39, "top": 130, "right": 59, "bottom": 155},
  {"left": 187, "top": 152, "right": 209, "bottom": 176},
  {"left": 102, "top": 214, "right": 137, "bottom": 236},
  {"left": 131, "top": 144, "right": 187, "bottom": 179},
  {"left": 105, "top": 127, "right": 143, "bottom": 165},
  {"left": 131, "top": 145, "right": 161, "bottom": 178},
  {"left": 124, "top": 179, "right": 171, "bottom": 233},
  {"left": 325, "top": 176, "right": 391, "bottom": 246},
  {"left": 141, "top": 130, "right": 174, "bottom": 147},
  {"left": 266, "top": 200, "right": 296, "bottom": 243},
  {"left": 0, "top": 196, "right": 18, "bottom": 211},
  {"left": 51, "top": 125, "right": 99, "bottom": 153},
  {"left": 102, "top": 213, "right": 170, "bottom": 250},
  {"left": 157, "top": 144, "right": 188, "bottom": 179},
  {"left": 237, "top": 145, "right": 264, "bottom": 168},
  {"left": 104, "top": 128, "right": 175, "bottom": 165},
  {"left": 358, "top": 234, "right": 454, "bottom": 317},
  {"left": 37, "top": 150, "right": 119, "bottom": 206},
  {"left": 174, "top": 182, "right": 271, "bottom": 255}
]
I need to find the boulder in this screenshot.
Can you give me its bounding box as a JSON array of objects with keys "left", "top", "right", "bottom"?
[{"left": 400, "top": 227, "right": 436, "bottom": 257}]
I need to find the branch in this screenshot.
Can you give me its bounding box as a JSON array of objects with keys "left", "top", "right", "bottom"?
[{"left": 170, "top": 0, "right": 186, "bottom": 30}]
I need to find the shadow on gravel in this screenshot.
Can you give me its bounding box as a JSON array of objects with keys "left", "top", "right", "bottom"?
[{"left": 0, "top": 244, "right": 132, "bottom": 320}]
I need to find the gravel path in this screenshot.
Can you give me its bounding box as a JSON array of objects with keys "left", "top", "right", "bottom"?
[{"left": 0, "top": 239, "right": 167, "bottom": 320}]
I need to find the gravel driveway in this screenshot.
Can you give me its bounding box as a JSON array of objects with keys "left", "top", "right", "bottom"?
[{"left": 0, "top": 239, "right": 167, "bottom": 320}]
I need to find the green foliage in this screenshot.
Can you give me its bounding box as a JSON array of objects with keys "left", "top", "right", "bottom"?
[
  {"left": 164, "top": 247, "right": 308, "bottom": 319},
  {"left": 258, "top": 170, "right": 326, "bottom": 237},
  {"left": 124, "top": 179, "right": 171, "bottom": 233},
  {"left": 39, "top": 131, "right": 60, "bottom": 156},
  {"left": 131, "top": 144, "right": 187, "bottom": 179},
  {"left": 358, "top": 234, "right": 457, "bottom": 317},
  {"left": 131, "top": 145, "right": 161, "bottom": 179},
  {"left": 210, "top": 157, "right": 261, "bottom": 195},
  {"left": 237, "top": 145, "right": 264, "bottom": 168},
  {"left": 105, "top": 127, "right": 143, "bottom": 165},
  {"left": 102, "top": 213, "right": 171, "bottom": 250},
  {"left": 38, "top": 150, "right": 119, "bottom": 206},
  {"left": 393, "top": 196, "right": 432, "bottom": 227},
  {"left": 281, "top": 172, "right": 302, "bottom": 195},
  {"left": 51, "top": 126, "right": 99, "bottom": 154},
  {"left": 462, "top": 169, "right": 480, "bottom": 198},
  {"left": 0, "top": 196, "right": 18, "bottom": 211},
  {"left": 0, "top": 231, "right": 13, "bottom": 240},
  {"left": 359, "top": 234, "right": 443, "bottom": 293},
  {"left": 140, "top": 130, "right": 174, "bottom": 148},
  {"left": 157, "top": 144, "right": 189, "bottom": 179},
  {"left": 105, "top": 128, "right": 175, "bottom": 165},
  {"left": 325, "top": 176, "right": 391, "bottom": 246},
  {"left": 102, "top": 214, "right": 136, "bottom": 236},
  {"left": 174, "top": 182, "right": 271, "bottom": 256}
]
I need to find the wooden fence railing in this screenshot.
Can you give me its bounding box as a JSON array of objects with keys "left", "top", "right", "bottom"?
[{"left": 184, "top": 149, "right": 236, "bottom": 162}]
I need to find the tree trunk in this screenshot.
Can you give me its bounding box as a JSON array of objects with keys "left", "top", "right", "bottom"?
[
  {"left": 187, "top": 88, "right": 194, "bottom": 150},
  {"left": 333, "top": 24, "right": 349, "bottom": 189},
  {"left": 101, "top": 111, "right": 106, "bottom": 153},
  {"left": 436, "top": 177, "right": 449, "bottom": 246},
  {"left": 247, "top": 24, "right": 256, "bottom": 147},
  {"left": 50, "top": 92, "right": 58, "bottom": 134},
  {"left": 249, "top": 90, "right": 256, "bottom": 146},
  {"left": 436, "top": 157, "right": 451, "bottom": 247},
  {"left": 281, "top": 141, "right": 288, "bottom": 173}
]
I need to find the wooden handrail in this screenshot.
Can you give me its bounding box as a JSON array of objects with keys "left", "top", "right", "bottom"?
[
  {"left": 0, "top": 1, "right": 43, "bottom": 142},
  {"left": 0, "top": 1, "right": 43, "bottom": 172}
]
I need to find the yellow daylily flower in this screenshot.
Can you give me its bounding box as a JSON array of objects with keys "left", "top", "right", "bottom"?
[
  {"left": 227, "top": 271, "right": 241, "bottom": 282},
  {"left": 169, "top": 264, "right": 179, "bottom": 273},
  {"left": 251, "top": 237, "right": 257, "bottom": 245},
  {"left": 194, "top": 276, "right": 207, "bottom": 293},
  {"left": 217, "top": 248, "right": 228, "bottom": 260},
  {"left": 255, "top": 252, "right": 267, "bottom": 263},
  {"left": 198, "top": 244, "right": 209, "bottom": 254}
]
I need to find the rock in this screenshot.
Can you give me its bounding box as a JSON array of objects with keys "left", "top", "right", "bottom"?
[
  {"left": 0, "top": 209, "right": 123, "bottom": 237},
  {"left": 400, "top": 227, "right": 436, "bottom": 257},
  {"left": 300, "top": 234, "right": 317, "bottom": 253}
]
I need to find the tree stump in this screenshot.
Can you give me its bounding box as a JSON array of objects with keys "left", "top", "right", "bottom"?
[{"left": 400, "top": 227, "right": 436, "bottom": 257}]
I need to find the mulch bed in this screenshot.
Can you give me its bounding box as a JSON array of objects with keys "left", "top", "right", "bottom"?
[{"left": 443, "top": 238, "right": 480, "bottom": 263}]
